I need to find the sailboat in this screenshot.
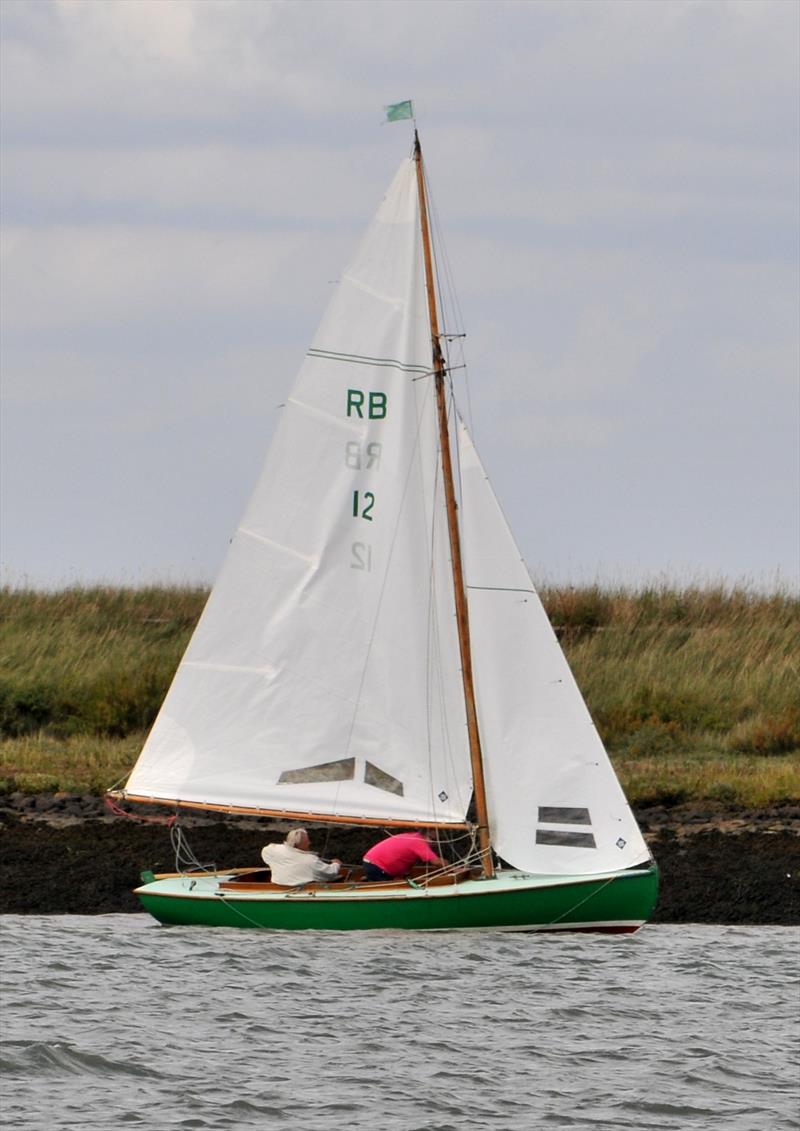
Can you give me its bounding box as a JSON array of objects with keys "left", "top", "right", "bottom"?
[{"left": 112, "top": 130, "right": 658, "bottom": 932}]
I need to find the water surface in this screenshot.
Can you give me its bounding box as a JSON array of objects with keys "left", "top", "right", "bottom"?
[{"left": 2, "top": 918, "right": 797, "bottom": 1129}]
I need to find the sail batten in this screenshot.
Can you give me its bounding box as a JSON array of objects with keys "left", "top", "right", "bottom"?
[
  {"left": 182, "top": 661, "right": 278, "bottom": 676},
  {"left": 284, "top": 395, "right": 367, "bottom": 433},
  {"left": 237, "top": 527, "right": 317, "bottom": 562}
]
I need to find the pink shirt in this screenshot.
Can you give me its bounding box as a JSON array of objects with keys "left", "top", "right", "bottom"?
[{"left": 364, "top": 833, "right": 441, "bottom": 877}]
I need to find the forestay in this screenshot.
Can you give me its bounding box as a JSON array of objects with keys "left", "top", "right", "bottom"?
[
  {"left": 125, "top": 160, "right": 473, "bottom": 825},
  {"left": 458, "top": 421, "right": 651, "bottom": 875}
]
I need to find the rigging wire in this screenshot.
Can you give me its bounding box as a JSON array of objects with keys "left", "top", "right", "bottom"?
[
  {"left": 420, "top": 159, "right": 474, "bottom": 519},
  {"left": 422, "top": 161, "right": 476, "bottom": 439}
]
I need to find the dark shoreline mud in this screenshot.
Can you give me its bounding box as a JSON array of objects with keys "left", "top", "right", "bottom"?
[{"left": 1, "top": 794, "right": 798, "bottom": 924}]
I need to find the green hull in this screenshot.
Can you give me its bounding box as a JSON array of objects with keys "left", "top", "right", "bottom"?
[{"left": 135, "top": 864, "right": 658, "bottom": 932}]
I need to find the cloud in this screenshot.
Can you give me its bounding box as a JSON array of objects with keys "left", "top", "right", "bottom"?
[
  {"left": 1, "top": 0, "right": 797, "bottom": 587},
  {"left": 1, "top": 143, "right": 400, "bottom": 228}
]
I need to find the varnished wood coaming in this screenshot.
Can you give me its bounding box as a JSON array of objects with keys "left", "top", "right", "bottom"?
[{"left": 218, "top": 865, "right": 477, "bottom": 893}]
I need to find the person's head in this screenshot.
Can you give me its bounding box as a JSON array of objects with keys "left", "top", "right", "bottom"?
[{"left": 286, "top": 828, "right": 310, "bottom": 851}]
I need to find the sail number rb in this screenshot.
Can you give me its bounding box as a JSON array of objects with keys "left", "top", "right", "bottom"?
[{"left": 347, "top": 389, "right": 387, "bottom": 419}]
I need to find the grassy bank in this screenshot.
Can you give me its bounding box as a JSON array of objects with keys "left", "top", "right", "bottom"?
[{"left": 1, "top": 584, "right": 798, "bottom": 805}]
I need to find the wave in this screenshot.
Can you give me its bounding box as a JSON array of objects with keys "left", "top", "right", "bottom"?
[{"left": 1, "top": 1040, "right": 162, "bottom": 1080}]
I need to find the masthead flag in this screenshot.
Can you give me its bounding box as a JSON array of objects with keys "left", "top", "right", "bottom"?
[{"left": 384, "top": 100, "right": 414, "bottom": 123}]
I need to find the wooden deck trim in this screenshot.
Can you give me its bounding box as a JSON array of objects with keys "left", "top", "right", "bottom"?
[{"left": 218, "top": 867, "right": 476, "bottom": 893}]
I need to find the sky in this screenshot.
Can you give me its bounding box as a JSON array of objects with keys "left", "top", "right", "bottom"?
[{"left": 2, "top": 0, "right": 798, "bottom": 592}]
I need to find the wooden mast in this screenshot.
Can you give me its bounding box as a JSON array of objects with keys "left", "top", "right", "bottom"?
[{"left": 413, "top": 131, "right": 494, "bottom": 879}]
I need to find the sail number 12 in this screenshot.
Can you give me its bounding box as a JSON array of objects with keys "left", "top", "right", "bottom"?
[{"left": 352, "top": 490, "right": 374, "bottom": 521}]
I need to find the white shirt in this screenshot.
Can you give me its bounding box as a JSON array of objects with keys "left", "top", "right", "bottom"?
[{"left": 261, "top": 842, "right": 341, "bottom": 886}]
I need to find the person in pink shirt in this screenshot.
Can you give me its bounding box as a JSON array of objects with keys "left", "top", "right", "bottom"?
[{"left": 362, "top": 831, "right": 447, "bottom": 881}]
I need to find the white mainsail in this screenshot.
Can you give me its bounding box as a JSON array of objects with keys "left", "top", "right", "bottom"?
[
  {"left": 458, "top": 421, "right": 651, "bottom": 875},
  {"left": 125, "top": 159, "right": 473, "bottom": 825}
]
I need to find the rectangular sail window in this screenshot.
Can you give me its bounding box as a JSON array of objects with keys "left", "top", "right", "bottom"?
[
  {"left": 536, "top": 829, "right": 597, "bottom": 849},
  {"left": 278, "top": 758, "right": 355, "bottom": 785},
  {"left": 538, "top": 806, "right": 591, "bottom": 826}
]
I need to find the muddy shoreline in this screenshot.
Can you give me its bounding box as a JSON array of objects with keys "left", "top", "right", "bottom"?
[{"left": 1, "top": 794, "right": 798, "bottom": 924}]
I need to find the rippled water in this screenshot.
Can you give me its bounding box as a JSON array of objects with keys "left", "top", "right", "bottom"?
[{"left": 1, "top": 917, "right": 797, "bottom": 1130}]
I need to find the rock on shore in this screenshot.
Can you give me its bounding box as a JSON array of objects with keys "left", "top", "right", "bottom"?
[{"left": 1, "top": 794, "right": 798, "bottom": 924}]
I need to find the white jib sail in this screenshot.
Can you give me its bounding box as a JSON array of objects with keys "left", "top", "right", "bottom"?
[
  {"left": 458, "top": 421, "right": 651, "bottom": 875},
  {"left": 125, "top": 159, "right": 473, "bottom": 824}
]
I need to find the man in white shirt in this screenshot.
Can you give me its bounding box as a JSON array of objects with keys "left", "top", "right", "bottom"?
[{"left": 261, "top": 828, "right": 342, "bottom": 885}]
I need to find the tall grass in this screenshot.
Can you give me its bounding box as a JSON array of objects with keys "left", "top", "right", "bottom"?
[
  {"left": 1, "top": 583, "right": 798, "bottom": 802},
  {"left": 0, "top": 732, "right": 143, "bottom": 796},
  {"left": 542, "top": 584, "right": 799, "bottom": 758},
  {"left": 0, "top": 586, "right": 204, "bottom": 737}
]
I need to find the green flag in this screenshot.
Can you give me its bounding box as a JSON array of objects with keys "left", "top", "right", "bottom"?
[{"left": 384, "top": 100, "right": 413, "bottom": 123}]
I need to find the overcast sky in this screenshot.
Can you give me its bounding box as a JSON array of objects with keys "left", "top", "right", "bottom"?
[{"left": 2, "top": 0, "right": 798, "bottom": 591}]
